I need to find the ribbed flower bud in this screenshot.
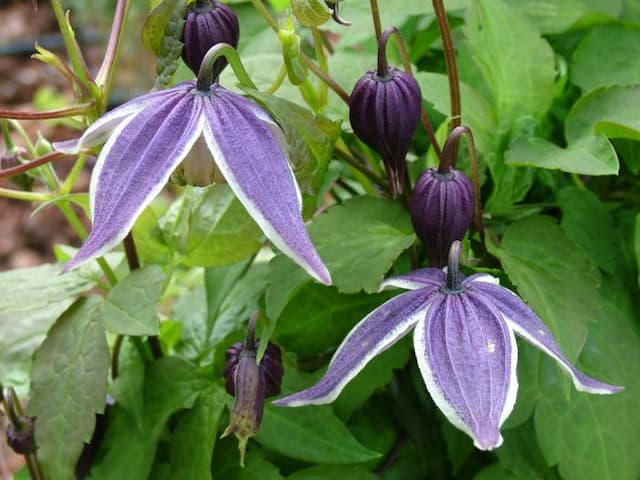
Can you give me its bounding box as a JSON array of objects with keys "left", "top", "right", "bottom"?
[
  {"left": 222, "top": 314, "right": 283, "bottom": 465},
  {"left": 349, "top": 27, "right": 421, "bottom": 197},
  {"left": 410, "top": 168, "right": 474, "bottom": 268},
  {"left": 182, "top": 0, "right": 240, "bottom": 77}
]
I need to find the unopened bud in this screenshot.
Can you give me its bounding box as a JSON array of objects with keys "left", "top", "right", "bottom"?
[
  {"left": 6, "top": 416, "right": 36, "bottom": 455},
  {"left": 291, "top": 0, "right": 332, "bottom": 27}
]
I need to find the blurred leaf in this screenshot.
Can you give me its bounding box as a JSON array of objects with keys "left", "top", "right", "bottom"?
[
  {"left": 572, "top": 25, "right": 640, "bottom": 92},
  {"left": 487, "top": 215, "right": 601, "bottom": 359},
  {"left": 287, "top": 465, "right": 378, "bottom": 480},
  {"left": 257, "top": 403, "right": 381, "bottom": 463},
  {"left": 275, "top": 285, "right": 388, "bottom": 359},
  {"left": 557, "top": 186, "right": 617, "bottom": 273},
  {"left": 266, "top": 196, "right": 415, "bottom": 320},
  {"left": 29, "top": 297, "right": 109, "bottom": 480},
  {"left": 498, "top": 419, "right": 556, "bottom": 480},
  {"left": 110, "top": 339, "right": 146, "bottom": 430},
  {"left": 566, "top": 86, "right": 640, "bottom": 143},
  {"left": 169, "top": 384, "right": 227, "bottom": 480},
  {"left": 505, "top": 135, "right": 619, "bottom": 175},
  {"left": 91, "top": 357, "right": 209, "bottom": 479},
  {"left": 635, "top": 213, "right": 640, "bottom": 286},
  {"left": 101, "top": 265, "right": 165, "bottom": 335},
  {"left": 211, "top": 437, "right": 283, "bottom": 479},
  {"left": 474, "top": 463, "right": 517, "bottom": 480},
  {"left": 0, "top": 263, "right": 97, "bottom": 385},
  {"left": 534, "top": 301, "right": 640, "bottom": 480},
  {"left": 159, "top": 185, "right": 263, "bottom": 267}
]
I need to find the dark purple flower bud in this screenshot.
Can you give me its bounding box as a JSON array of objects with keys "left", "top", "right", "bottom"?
[
  {"left": 410, "top": 167, "right": 474, "bottom": 268},
  {"left": 224, "top": 341, "right": 283, "bottom": 398},
  {"left": 182, "top": 0, "right": 240, "bottom": 78},
  {"left": 6, "top": 416, "right": 36, "bottom": 455},
  {"left": 349, "top": 28, "right": 421, "bottom": 197}
]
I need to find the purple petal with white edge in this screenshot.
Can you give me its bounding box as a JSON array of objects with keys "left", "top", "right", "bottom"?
[
  {"left": 380, "top": 267, "right": 446, "bottom": 291},
  {"left": 274, "top": 288, "right": 438, "bottom": 406},
  {"left": 53, "top": 87, "right": 186, "bottom": 154},
  {"left": 414, "top": 292, "right": 518, "bottom": 450},
  {"left": 64, "top": 91, "right": 204, "bottom": 271},
  {"left": 202, "top": 88, "right": 330, "bottom": 285},
  {"left": 468, "top": 278, "right": 623, "bottom": 394}
]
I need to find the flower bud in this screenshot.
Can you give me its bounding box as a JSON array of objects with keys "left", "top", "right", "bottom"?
[
  {"left": 6, "top": 416, "right": 36, "bottom": 455},
  {"left": 410, "top": 168, "right": 474, "bottom": 268},
  {"left": 224, "top": 341, "right": 283, "bottom": 398},
  {"left": 349, "top": 28, "right": 421, "bottom": 197},
  {"left": 1, "top": 147, "right": 33, "bottom": 191},
  {"left": 181, "top": 0, "right": 240, "bottom": 77},
  {"left": 278, "top": 20, "right": 308, "bottom": 86}
]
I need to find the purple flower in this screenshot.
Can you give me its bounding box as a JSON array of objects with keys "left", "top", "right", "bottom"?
[
  {"left": 54, "top": 81, "right": 331, "bottom": 285},
  {"left": 274, "top": 242, "right": 622, "bottom": 450}
]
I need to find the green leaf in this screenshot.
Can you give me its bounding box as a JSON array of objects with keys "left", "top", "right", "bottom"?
[
  {"left": 635, "top": 213, "right": 640, "bottom": 286},
  {"left": 133, "top": 205, "right": 173, "bottom": 265},
  {"left": 169, "top": 384, "right": 227, "bottom": 480},
  {"left": 100, "top": 265, "right": 166, "bottom": 335},
  {"left": 534, "top": 301, "right": 640, "bottom": 480},
  {"left": 497, "top": 419, "right": 556, "bottom": 480},
  {"left": 557, "top": 186, "right": 617, "bottom": 273},
  {"left": 474, "top": 464, "right": 517, "bottom": 480},
  {"left": 487, "top": 215, "right": 601, "bottom": 359},
  {"left": 160, "top": 185, "right": 263, "bottom": 267},
  {"left": 28, "top": 297, "right": 109, "bottom": 480},
  {"left": 572, "top": 25, "right": 640, "bottom": 92},
  {"left": 242, "top": 89, "right": 341, "bottom": 212},
  {"left": 566, "top": 85, "right": 640, "bottom": 143},
  {"left": 266, "top": 196, "right": 415, "bottom": 319},
  {"left": 211, "top": 437, "right": 284, "bottom": 480},
  {"left": 275, "top": 285, "right": 389, "bottom": 360},
  {"left": 257, "top": 404, "right": 381, "bottom": 463},
  {"left": 90, "top": 357, "right": 210, "bottom": 479},
  {"left": 505, "top": 135, "right": 619, "bottom": 175},
  {"left": 110, "top": 339, "right": 146, "bottom": 430},
  {"left": 287, "top": 465, "right": 378, "bottom": 480},
  {"left": 142, "top": 0, "right": 183, "bottom": 53},
  {"left": 0, "top": 263, "right": 97, "bottom": 386}
]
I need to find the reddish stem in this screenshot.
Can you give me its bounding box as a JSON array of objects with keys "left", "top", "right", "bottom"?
[
  {"left": 0, "top": 103, "right": 93, "bottom": 120},
  {"left": 0, "top": 151, "right": 69, "bottom": 179}
]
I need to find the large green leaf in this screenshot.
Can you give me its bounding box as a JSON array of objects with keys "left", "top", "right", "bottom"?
[
  {"left": 557, "top": 186, "right": 618, "bottom": 273},
  {"left": 169, "top": 384, "right": 227, "bottom": 480},
  {"left": 287, "top": 465, "right": 378, "bottom": 480},
  {"left": 91, "top": 357, "right": 210, "bottom": 479},
  {"left": 572, "top": 25, "right": 640, "bottom": 92},
  {"left": 159, "top": 185, "right": 263, "bottom": 267},
  {"left": 565, "top": 86, "right": 640, "bottom": 143},
  {"left": 534, "top": 301, "right": 639, "bottom": 480},
  {"left": 0, "top": 263, "right": 97, "bottom": 386},
  {"left": 497, "top": 419, "right": 557, "bottom": 480},
  {"left": 505, "top": 135, "right": 619, "bottom": 175},
  {"left": 101, "top": 265, "right": 165, "bottom": 335},
  {"left": 28, "top": 298, "right": 109, "bottom": 480},
  {"left": 211, "top": 438, "right": 283, "bottom": 480},
  {"left": 257, "top": 404, "right": 381, "bottom": 463},
  {"left": 266, "top": 196, "right": 415, "bottom": 320},
  {"left": 487, "top": 215, "right": 601, "bottom": 359}
]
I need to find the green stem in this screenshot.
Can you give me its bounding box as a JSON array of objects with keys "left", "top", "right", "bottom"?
[
  {"left": 310, "top": 26, "right": 329, "bottom": 108},
  {"left": 8, "top": 120, "right": 37, "bottom": 158},
  {"left": 301, "top": 54, "right": 351, "bottom": 104},
  {"left": 265, "top": 64, "right": 287, "bottom": 94},
  {"left": 60, "top": 153, "right": 88, "bottom": 194},
  {"left": 369, "top": 0, "right": 382, "bottom": 42},
  {"left": 0, "top": 188, "right": 51, "bottom": 202},
  {"left": 196, "top": 43, "right": 257, "bottom": 91},
  {"left": 334, "top": 146, "right": 389, "bottom": 192},
  {"left": 50, "top": 0, "right": 92, "bottom": 92},
  {"left": 95, "top": 0, "right": 131, "bottom": 114},
  {"left": 249, "top": 0, "right": 280, "bottom": 31}
]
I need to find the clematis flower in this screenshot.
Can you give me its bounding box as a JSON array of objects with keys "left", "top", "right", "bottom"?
[
  {"left": 274, "top": 242, "right": 622, "bottom": 450},
  {"left": 54, "top": 79, "right": 331, "bottom": 285}
]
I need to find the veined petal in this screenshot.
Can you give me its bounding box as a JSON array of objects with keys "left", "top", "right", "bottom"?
[
  {"left": 380, "top": 268, "right": 446, "bottom": 291},
  {"left": 64, "top": 92, "right": 204, "bottom": 271},
  {"left": 274, "top": 288, "right": 437, "bottom": 407},
  {"left": 414, "top": 292, "right": 518, "bottom": 450},
  {"left": 53, "top": 88, "right": 185, "bottom": 154},
  {"left": 202, "top": 88, "right": 330, "bottom": 285},
  {"left": 469, "top": 280, "right": 623, "bottom": 395}
]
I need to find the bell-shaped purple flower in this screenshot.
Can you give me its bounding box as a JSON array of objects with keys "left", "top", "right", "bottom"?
[
  {"left": 349, "top": 28, "right": 421, "bottom": 197},
  {"left": 274, "top": 242, "right": 622, "bottom": 450},
  {"left": 54, "top": 80, "right": 331, "bottom": 285},
  {"left": 182, "top": 0, "right": 240, "bottom": 77},
  {"left": 411, "top": 167, "right": 474, "bottom": 268}
]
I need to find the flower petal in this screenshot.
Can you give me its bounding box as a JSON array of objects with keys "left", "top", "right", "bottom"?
[
  {"left": 64, "top": 92, "right": 204, "bottom": 271},
  {"left": 380, "top": 268, "right": 446, "bottom": 291},
  {"left": 53, "top": 88, "right": 185, "bottom": 154},
  {"left": 274, "top": 288, "right": 436, "bottom": 407},
  {"left": 414, "top": 292, "right": 518, "bottom": 450},
  {"left": 469, "top": 280, "right": 623, "bottom": 394},
  {"left": 201, "top": 88, "right": 330, "bottom": 285}
]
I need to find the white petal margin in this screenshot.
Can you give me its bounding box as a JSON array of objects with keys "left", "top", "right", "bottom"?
[
  {"left": 274, "top": 289, "right": 435, "bottom": 407},
  {"left": 472, "top": 282, "right": 623, "bottom": 395},
  {"left": 380, "top": 268, "right": 447, "bottom": 291},
  {"left": 412, "top": 302, "right": 518, "bottom": 451}
]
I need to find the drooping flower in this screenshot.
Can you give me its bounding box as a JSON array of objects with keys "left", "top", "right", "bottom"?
[
  {"left": 274, "top": 242, "right": 622, "bottom": 450},
  {"left": 54, "top": 79, "right": 331, "bottom": 285}
]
